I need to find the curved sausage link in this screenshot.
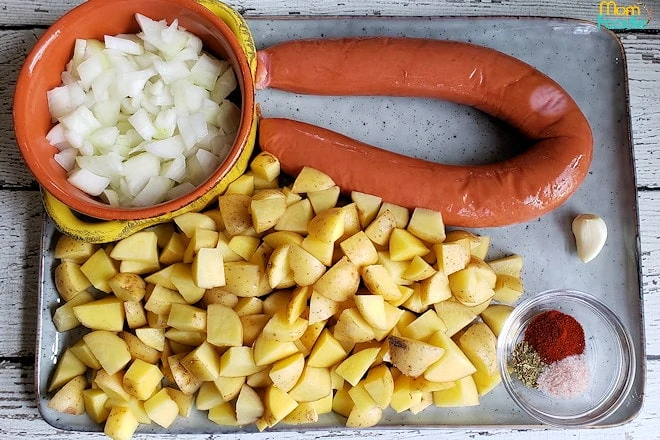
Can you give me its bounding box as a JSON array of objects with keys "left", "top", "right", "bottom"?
[{"left": 256, "top": 38, "right": 593, "bottom": 227}]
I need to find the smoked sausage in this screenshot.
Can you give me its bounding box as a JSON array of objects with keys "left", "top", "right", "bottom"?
[{"left": 256, "top": 38, "right": 593, "bottom": 227}]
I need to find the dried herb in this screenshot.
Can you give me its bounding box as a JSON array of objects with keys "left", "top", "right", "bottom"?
[{"left": 509, "top": 341, "right": 547, "bottom": 387}]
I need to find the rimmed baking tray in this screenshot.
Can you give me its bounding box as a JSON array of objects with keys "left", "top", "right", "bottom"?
[{"left": 36, "top": 15, "right": 643, "bottom": 433}]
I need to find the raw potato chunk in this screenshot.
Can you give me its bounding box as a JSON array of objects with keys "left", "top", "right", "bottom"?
[
  {"left": 269, "top": 352, "right": 305, "bottom": 392},
  {"left": 487, "top": 254, "right": 524, "bottom": 277},
  {"left": 48, "top": 375, "right": 86, "bottom": 415},
  {"left": 219, "top": 193, "right": 252, "bottom": 236},
  {"left": 354, "top": 295, "right": 388, "bottom": 331},
  {"left": 236, "top": 385, "right": 265, "bottom": 425},
  {"left": 83, "top": 330, "right": 131, "bottom": 375},
  {"left": 432, "top": 375, "right": 479, "bottom": 407},
  {"left": 250, "top": 151, "right": 280, "bottom": 181},
  {"left": 144, "top": 388, "right": 179, "bottom": 428},
  {"left": 104, "top": 406, "right": 139, "bottom": 440},
  {"left": 434, "top": 241, "right": 470, "bottom": 276},
  {"left": 364, "top": 210, "right": 397, "bottom": 246},
  {"left": 480, "top": 304, "right": 514, "bottom": 337},
  {"left": 388, "top": 228, "right": 429, "bottom": 262},
  {"left": 123, "top": 358, "right": 164, "bottom": 400},
  {"left": 424, "top": 330, "right": 477, "bottom": 382},
  {"left": 307, "top": 330, "right": 347, "bottom": 368},
  {"left": 110, "top": 231, "right": 158, "bottom": 263},
  {"left": 335, "top": 347, "right": 380, "bottom": 386},
  {"left": 313, "top": 257, "right": 359, "bottom": 302},
  {"left": 251, "top": 189, "right": 287, "bottom": 233},
  {"left": 340, "top": 231, "right": 378, "bottom": 267},
  {"left": 351, "top": 191, "right": 382, "bottom": 228},
  {"left": 492, "top": 274, "right": 525, "bottom": 304},
  {"left": 174, "top": 212, "right": 217, "bottom": 237},
  {"left": 434, "top": 299, "right": 477, "bottom": 336},
  {"left": 80, "top": 248, "right": 118, "bottom": 293},
  {"left": 288, "top": 245, "right": 326, "bottom": 286},
  {"left": 346, "top": 405, "right": 382, "bottom": 428},
  {"left": 54, "top": 261, "right": 92, "bottom": 301},
  {"left": 261, "top": 385, "right": 298, "bottom": 427},
  {"left": 291, "top": 166, "right": 336, "bottom": 193},
  {"left": 48, "top": 349, "right": 87, "bottom": 392},
  {"left": 73, "top": 297, "right": 125, "bottom": 331},
  {"left": 109, "top": 272, "right": 146, "bottom": 302},
  {"left": 207, "top": 304, "right": 243, "bottom": 347},
  {"left": 223, "top": 262, "right": 260, "bottom": 297},
  {"left": 54, "top": 235, "right": 97, "bottom": 263},
  {"left": 307, "top": 207, "right": 345, "bottom": 243},
  {"left": 388, "top": 336, "right": 445, "bottom": 378},
  {"left": 53, "top": 291, "right": 95, "bottom": 332},
  {"left": 406, "top": 207, "right": 446, "bottom": 243},
  {"left": 275, "top": 199, "right": 313, "bottom": 234},
  {"left": 289, "top": 366, "right": 332, "bottom": 402},
  {"left": 455, "top": 322, "right": 498, "bottom": 376},
  {"left": 448, "top": 258, "right": 496, "bottom": 306},
  {"left": 83, "top": 388, "right": 110, "bottom": 424},
  {"left": 308, "top": 185, "right": 340, "bottom": 213},
  {"left": 362, "top": 265, "right": 402, "bottom": 301},
  {"left": 192, "top": 248, "right": 225, "bottom": 289}
]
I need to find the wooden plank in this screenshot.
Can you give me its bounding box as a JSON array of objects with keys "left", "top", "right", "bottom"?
[
  {"left": 0, "top": 359, "right": 657, "bottom": 438},
  {"left": 2, "top": 0, "right": 660, "bottom": 28},
  {"left": 621, "top": 34, "right": 660, "bottom": 190}
]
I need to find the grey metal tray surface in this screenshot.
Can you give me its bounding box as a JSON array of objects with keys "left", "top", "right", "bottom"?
[{"left": 36, "top": 16, "right": 643, "bottom": 433}]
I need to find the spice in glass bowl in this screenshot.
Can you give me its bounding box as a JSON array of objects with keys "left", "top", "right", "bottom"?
[{"left": 509, "top": 309, "right": 590, "bottom": 399}]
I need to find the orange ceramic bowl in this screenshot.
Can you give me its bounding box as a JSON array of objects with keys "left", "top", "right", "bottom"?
[{"left": 14, "top": 0, "right": 255, "bottom": 221}]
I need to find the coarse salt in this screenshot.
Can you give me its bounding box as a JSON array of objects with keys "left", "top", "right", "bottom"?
[{"left": 537, "top": 354, "right": 590, "bottom": 399}]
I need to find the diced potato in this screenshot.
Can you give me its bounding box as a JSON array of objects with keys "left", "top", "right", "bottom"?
[
  {"left": 54, "top": 261, "right": 92, "bottom": 301},
  {"left": 48, "top": 375, "right": 86, "bottom": 415},
  {"left": 493, "top": 274, "right": 525, "bottom": 304},
  {"left": 334, "top": 308, "right": 375, "bottom": 344},
  {"left": 109, "top": 272, "right": 146, "bottom": 302},
  {"left": 196, "top": 381, "right": 225, "bottom": 411},
  {"left": 448, "top": 258, "right": 496, "bottom": 306},
  {"left": 364, "top": 210, "right": 397, "bottom": 246},
  {"left": 234, "top": 296, "right": 264, "bottom": 316},
  {"left": 144, "top": 264, "right": 178, "bottom": 290},
  {"left": 82, "top": 388, "right": 110, "bottom": 423},
  {"left": 401, "top": 309, "right": 447, "bottom": 341},
  {"left": 223, "top": 261, "right": 261, "bottom": 297},
  {"left": 288, "top": 366, "right": 331, "bottom": 402},
  {"left": 159, "top": 232, "right": 187, "bottom": 265},
  {"left": 219, "top": 346, "right": 267, "bottom": 377},
  {"left": 110, "top": 231, "right": 158, "bottom": 263},
  {"left": 487, "top": 254, "right": 524, "bottom": 277},
  {"left": 219, "top": 193, "right": 252, "bottom": 236},
  {"left": 307, "top": 329, "right": 348, "bottom": 368},
  {"left": 250, "top": 151, "right": 280, "bottom": 181},
  {"left": 388, "top": 336, "right": 445, "bottom": 378},
  {"left": 434, "top": 241, "right": 471, "bottom": 276},
  {"left": 80, "top": 248, "right": 118, "bottom": 293},
  {"left": 361, "top": 264, "right": 402, "bottom": 301},
  {"left": 251, "top": 189, "right": 287, "bottom": 233},
  {"left": 354, "top": 294, "right": 388, "bottom": 331},
  {"left": 339, "top": 231, "right": 379, "bottom": 268},
  {"left": 473, "top": 367, "right": 502, "bottom": 396},
  {"left": 207, "top": 400, "right": 239, "bottom": 427},
  {"left": 261, "top": 313, "right": 308, "bottom": 342},
  {"left": 301, "top": 235, "right": 334, "bottom": 266},
  {"left": 104, "top": 405, "right": 139, "bottom": 440},
  {"left": 226, "top": 174, "right": 255, "bottom": 196},
  {"left": 308, "top": 291, "right": 339, "bottom": 325},
  {"left": 288, "top": 245, "right": 326, "bottom": 286},
  {"left": 390, "top": 374, "right": 422, "bottom": 413},
  {"left": 213, "top": 376, "right": 246, "bottom": 402},
  {"left": 170, "top": 263, "right": 205, "bottom": 304},
  {"left": 378, "top": 203, "right": 409, "bottom": 228},
  {"left": 432, "top": 375, "right": 479, "bottom": 407},
  {"left": 206, "top": 303, "right": 242, "bottom": 347},
  {"left": 174, "top": 212, "right": 217, "bottom": 237},
  {"left": 268, "top": 352, "right": 305, "bottom": 392},
  {"left": 363, "top": 364, "right": 394, "bottom": 409},
  {"left": 123, "top": 358, "right": 163, "bottom": 400},
  {"left": 332, "top": 384, "right": 354, "bottom": 417},
  {"left": 434, "top": 299, "right": 477, "bottom": 336},
  {"left": 291, "top": 166, "right": 335, "bottom": 193},
  {"left": 282, "top": 401, "right": 319, "bottom": 425},
  {"left": 228, "top": 235, "right": 260, "bottom": 261},
  {"left": 135, "top": 327, "right": 166, "bottom": 351},
  {"left": 73, "top": 297, "right": 125, "bottom": 332},
  {"left": 166, "top": 303, "right": 206, "bottom": 332},
  {"left": 54, "top": 235, "right": 98, "bottom": 263},
  {"left": 388, "top": 228, "right": 429, "bottom": 261},
  {"left": 313, "top": 257, "right": 359, "bottom": 302},
  {"left": 168, "top": 353, "right": 203, "bottom": 395},
  {"left": 261, "top": 385, "right": 298, "bottom": 427},
  {"left": 94, "top": 369, "right": 130, "bottom": 401},
  {"left": 119, "top": 331, "right": 159, "bottom": 364},
  {"left": 307, "top": 207, "right": 345, "bottom": 243},
  {"left": 335, "top": 347, "right": 380, "bottom": 386},
  {"left": 424, "top": 330, "right": 477, "bottom": 382},
  {"left": 406, "top": 207, "right": 446, "bottom": 243},
  {"left": 351, "top": 191, "right": 382, "bottom": 228},
  {"left": 455, "top": 322, "right": 498, "bottom": 376},
  {"left": 262, "top": 231, "right": 304, "bottom": 249},
  {"left": 274, "top": 199, "right": 313, "bottom": 234},
  {"left": 402, "top": 255, "right": 436, "bottom": 282},
  {"left": 53, "top": 290, "right": 95, "bottom": 332},
  {"left": 69, "top": 338, "right": 102, "bottom": 369},
  {"left": 253, "top": 334, "right": 299, "bottom": 367},
  {"left": 480, "top": 304, "right": 514, "bottom": 336},
  {"left": 143, "top": 388, "right": 179, "bottom": 428},
  {"left": 191, "top": 247, "right": 225, "bottom": 289},
  {"left": 83, "top": 330, "right": 131, "bottom": 375},
  {"left": 419, "top": 271, "right": 452, "bottom": 306},
  {"left": 48, "top": 348, "right": 87, "bottom": 392},
  {"left": 308, "top": 185, "right": 340, "bottom": 213},
  {"left": 235, "top": 384, "right": 265, "bottom": 425}
]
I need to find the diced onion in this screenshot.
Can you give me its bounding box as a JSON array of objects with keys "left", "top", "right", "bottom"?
[{"left": 45, "top": 13, "right": 239, "bottom": 207}]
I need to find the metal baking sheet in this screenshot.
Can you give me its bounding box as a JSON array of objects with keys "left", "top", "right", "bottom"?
[{"left": 36, "top": 16, "right": 643, "bottom": 433}]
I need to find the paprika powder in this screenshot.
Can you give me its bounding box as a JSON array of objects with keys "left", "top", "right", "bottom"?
[{"left": 523, "top": 310, "right": 585, "bottom": 363}]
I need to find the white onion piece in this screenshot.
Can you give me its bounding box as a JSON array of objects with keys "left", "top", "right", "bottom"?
[
  {"left": 68, "top": 168, "right": 111, "bottom": 196},
  {"left": 46, "top": 13, "right": 239, "bottom": 207}
]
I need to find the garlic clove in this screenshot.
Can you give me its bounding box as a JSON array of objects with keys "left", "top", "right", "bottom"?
[{"left": 571, "top": 214, "right": 608, "bottom": 263}]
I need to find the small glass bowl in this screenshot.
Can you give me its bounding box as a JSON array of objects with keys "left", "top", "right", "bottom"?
[{"left": 497, "top": 289, "right": 635, "bottom": 427}]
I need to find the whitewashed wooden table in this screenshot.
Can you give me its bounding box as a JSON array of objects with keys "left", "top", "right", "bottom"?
[{"left": 1, "top": 0, "right": 658, "bottom": 439}]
